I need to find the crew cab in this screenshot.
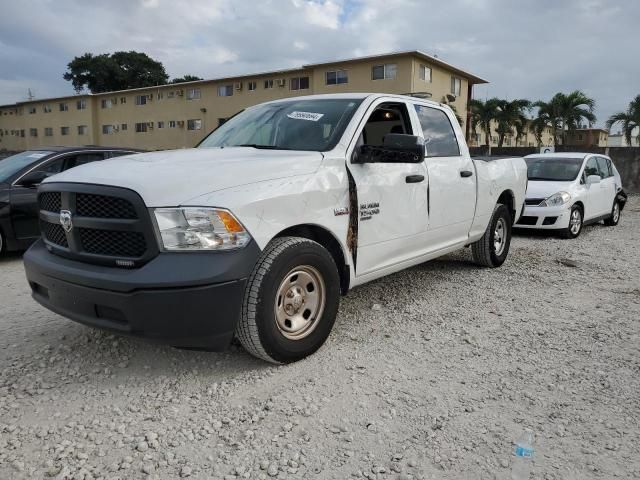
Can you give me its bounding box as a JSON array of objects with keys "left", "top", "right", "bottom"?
[{"left": 23, "top": 93, "right": 527, "bottom": 363}]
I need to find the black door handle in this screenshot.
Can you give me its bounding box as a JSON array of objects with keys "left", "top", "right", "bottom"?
[
  {"left": 406, "top": 174, "right": 425, "bottom": 183},
  {"left": 460, "top": 170, "right": 473, "bottom": 178}
]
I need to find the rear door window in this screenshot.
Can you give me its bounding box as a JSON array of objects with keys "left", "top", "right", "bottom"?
[
  {"left": 413, "top": 105, "right": 460, "bottom": 157},
  {"left": 64, "top": 153, "right": 106, "bottom": 170}
]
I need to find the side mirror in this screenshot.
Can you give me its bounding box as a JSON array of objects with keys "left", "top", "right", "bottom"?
[
  {"left": 18, "top": 170, "right": 50, "bottom": 187},
  {"left": 586, "top": 174, "right": 601, "bottom": 185},
  {"left": 353, "top": 134, "right": 425, "bottom": 164}
]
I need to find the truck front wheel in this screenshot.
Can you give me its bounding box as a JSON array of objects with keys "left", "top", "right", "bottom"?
[
  {"left": 471, "top": 203, "right": 512, "bottom": 268},
  {"left": 236, "top": 237, "right": 341, "bottom": 363}
]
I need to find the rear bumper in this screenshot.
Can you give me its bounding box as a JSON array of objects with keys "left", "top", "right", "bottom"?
[
  {"left": 23, "top": 239, "right": 260, "bottom": 348},
  {"left": 515, "top": 204, "right": 571, "bottom": 230}
]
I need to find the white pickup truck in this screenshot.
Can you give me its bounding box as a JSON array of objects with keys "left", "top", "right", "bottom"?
[{"left": 24, "top": 93, "right": 527, "bottom": 363}]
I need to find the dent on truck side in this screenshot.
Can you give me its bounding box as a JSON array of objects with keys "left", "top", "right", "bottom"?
[{"left": 190, "top": 157, "right": 354, "bottom": 274}]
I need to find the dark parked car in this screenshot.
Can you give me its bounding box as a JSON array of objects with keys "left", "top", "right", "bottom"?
[{"left": 0, "top": 146, "right": 142, "bottom": 253}]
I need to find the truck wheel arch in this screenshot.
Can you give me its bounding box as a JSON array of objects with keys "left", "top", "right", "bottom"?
[
  {"left": 497, "top": 190, "right": 516, "bottom": 222},
  {"left": 275, "top": 224, "right": 350, "bottom": 295}
]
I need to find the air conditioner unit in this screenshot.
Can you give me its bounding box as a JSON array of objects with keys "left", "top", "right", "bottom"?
[
  {"left": 177, "top": 120, "right": 185, "bottom": 127},
  {"left": 277, "top": 78, "right": 286, "bottom": 87},
  {"left": 112, "top": 125, "right": 119, "bottom": 132},
  {"left": 235, "top": 82, "right": 243, "bottom": 91},
  {"left": 177, "top": 90, "right": 184, "bottom": 96}
]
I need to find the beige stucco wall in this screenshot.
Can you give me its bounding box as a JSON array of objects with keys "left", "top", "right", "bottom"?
[{"left": 0, "top": 53, "right": 482, "bottom": 152}]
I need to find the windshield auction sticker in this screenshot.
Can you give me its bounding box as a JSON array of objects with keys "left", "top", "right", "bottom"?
[{"left": 287, "top": 111, "right": 324, "bottom": 121}]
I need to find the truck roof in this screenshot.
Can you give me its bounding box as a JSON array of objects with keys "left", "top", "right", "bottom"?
[{"left": 263, "top": 92, "right": 446, "bottom": 109}]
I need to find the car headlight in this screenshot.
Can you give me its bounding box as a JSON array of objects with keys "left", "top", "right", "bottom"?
[
  {"left": 153, "top": 207, "right": 251, "bottom": 251},
  {"left": 539, "top": 191, "right": 571, "bottom": 207}
]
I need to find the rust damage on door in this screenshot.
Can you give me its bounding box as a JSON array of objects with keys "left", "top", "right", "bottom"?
[{"left": 346, "top": 168, "right": 358, "bottom": 271}]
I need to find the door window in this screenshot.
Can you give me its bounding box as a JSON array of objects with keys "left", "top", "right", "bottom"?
[
  {"left": 64, "top": 153, "right": 106, "bottom": 170},
  {"left": 596, "top": 157, "right": 612, "bottom": 178},
  {"left": 413, "top": 105, "right": 460, "bottom": 157},
  {"left": 40, "top": 158, "right": 66, "bottom": 174},
  {"left": 359, "top": 102, "right": 413, "bottom": 147},
  {"left": 584, "top": 157, "right": 600, "bottom": 178}
]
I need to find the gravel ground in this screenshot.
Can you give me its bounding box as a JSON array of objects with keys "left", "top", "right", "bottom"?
[{"left": 1, "top": 198, "right": 639, "bottom": 480}]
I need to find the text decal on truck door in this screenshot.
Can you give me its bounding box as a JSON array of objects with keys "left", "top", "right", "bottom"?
[{"left": 360, "top": 202, "right": 380, "bottom": 221}]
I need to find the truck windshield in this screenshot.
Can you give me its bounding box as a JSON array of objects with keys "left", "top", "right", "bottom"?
[
  {"left": 198, "top": 98, "right": 363, "bottom": 152},
  {"left": 0, "top": 150, "right": 53, "bottom": 183},
  {"left": 525, "top": 157, "right": 583, "bottom": 181}
]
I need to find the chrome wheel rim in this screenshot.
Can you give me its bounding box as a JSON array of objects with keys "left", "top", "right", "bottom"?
[
  {"left": 493, "top": 217, "right": 507, "bottom": 256},
  {"left": 570, "top": 209, "right": 582, "bottom": 235},
  {"left": 613, "top": 203, "right": 620, "bottom": 223},
  {"left": 274, "top": 265, "right": 326, "bottom": 340}
]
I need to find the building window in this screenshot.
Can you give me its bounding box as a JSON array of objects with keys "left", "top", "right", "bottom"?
[
  {"left": 248, "top": 81, "right": 257, "bottom": 91},
  {"left": 135, "top": 123, "right": 148, "bottom": 133},
  {"left": 169, "top": 120, "right": 177, "bottom": 128},
  {"left": 187, "top": 88, "right": 201, "bottom": 100},
  {"left": 20, "top": 130, "right": 25, "bottom": 137},
  {"left": 451, "top": 76, "right": 461, "bottom": 96},
  {"left": 157, "top": 121, "right": 165, "bottom": 129},
  {"left": 44, "top": 127, "right": 53, "bottom": 137},
  {"left": 59, "top": 103, "right": 69, "bottom": 112},
  {"left": 61, "top": 126, "right": 70, "bottom": 136},
  {"left": 218, "top": 85, "right": 233, "bottom": 97},
  {"left": 187, "top": 119, "right": 202, "bottom": 130},
  {"left": 30, "top": 128, "right": 38, "bottom": 137},
  {"left": 102, "top": 125, "right": 114, "bottom": 135},
  {"left": 78, "top": 125, "right": 88, "bottom": 135},
  {"left": 120, "top": 97, "right": 127, "bottom": 104},
  {"left": 28, "top": 107, "right": 36, "bottom": 114},
  {"left": 290, "top": 76, "right": 310, "bottom": 91},
  {"left": 77, "top": 99, "right": 86, "bottom": 110},
  {"left": 264, "top": 79, "right": 274, "bottom": 89},
  {"left": 491, "top": 136, "right": 497, "bottom": 144},
  {"left": 101, "top": 99, "right": 113, "bottom": 109},
  {"left": 372, "top": 63, "right": 397, "bottom": 80},
  {"left": 419, "top": 64, "right": 432, "bottom": 83},
  {"left": 326, "top": 70, "right": 348, "bottom": 85},
  {"left": 135, "top": 95, "right": 147, "bottom": 106},
  {"left": 43, "top": 105, "right": 52, "bottom": 113},
  {"left": 121, "top": 123, "right": 127, "bottom": 131}
]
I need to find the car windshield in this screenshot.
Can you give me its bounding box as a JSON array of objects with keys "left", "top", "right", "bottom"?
[
  {"left": 0, "top": 150, "right": 53, "bottom": 183},
  {"left": 525, "top": 157, "right": 584, "bottom": 181},
  {"left": 198, "top": 98, "right": 363, "bottom": 152}
]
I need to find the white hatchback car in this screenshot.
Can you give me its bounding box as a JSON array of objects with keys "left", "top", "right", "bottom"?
[{"left": 517, "top": 153, "right": 627, "bottom": 238}]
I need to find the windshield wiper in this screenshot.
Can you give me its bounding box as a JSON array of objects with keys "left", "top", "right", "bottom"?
[{"left": 236, "top": 144, "right": 292, "bottom": 150}]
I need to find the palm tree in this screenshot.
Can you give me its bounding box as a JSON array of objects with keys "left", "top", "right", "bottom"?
[
  {"left": 494, "top": 99, "right": 531, "bottom": 147},
  {"left": 533, "top": 91, "right": 596, "bottom": 147},
  {"left": 469, "top": 98, "right": 500, "bottom": 154},
  {"left": 606, "top": 95, "right": 640, "bottom": 146}
]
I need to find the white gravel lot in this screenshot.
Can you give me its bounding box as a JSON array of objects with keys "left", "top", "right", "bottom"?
[{"left": 1, "top": 197, "right": 639, "bottom": 480}]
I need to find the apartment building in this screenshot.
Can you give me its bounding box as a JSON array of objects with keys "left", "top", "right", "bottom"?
[
  {"left": 564, "top": 128, "right": 608, "bottom": 147},
  {"left": 469, "top": 119, "right": 555, "bottom": 148},
  {"left": 0, "top": 51, "right": 487, "bottom": 151}
]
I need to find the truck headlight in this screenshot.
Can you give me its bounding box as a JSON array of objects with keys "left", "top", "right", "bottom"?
[
  {"left": 153, "top": 207, "right": 251, "bottom": 251},
  {"left": 539, "top": 191, "right": 571, "bottom": 207}
]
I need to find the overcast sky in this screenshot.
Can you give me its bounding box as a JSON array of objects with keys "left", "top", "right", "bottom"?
[{"left": 0, "top": 0, "right": 637, "bottom": 128}]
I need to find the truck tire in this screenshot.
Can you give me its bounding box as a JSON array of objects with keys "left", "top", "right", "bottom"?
[
  {"left": 559, "top": 205, "right": 583, "bottom": 239},
  {"left": 471, "top": 204, "right": 512, "bottom": 268},
  {"left": 603, "top": 200, "right": 621, "bottom": 226},
  {"left": 236, "top": 236, "right": 341, "bottom": 364}
]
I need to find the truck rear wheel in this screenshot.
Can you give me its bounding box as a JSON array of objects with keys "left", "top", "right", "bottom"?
[
  {"left": 471, "top": 204, "right": 512, "bottom": 268},
  {"left": 236, "top": 237, "right": 341, "bottom": 364}
]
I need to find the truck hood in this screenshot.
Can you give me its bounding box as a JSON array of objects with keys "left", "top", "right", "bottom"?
[
  {"left": 526, "top": 180, "right": 575, "bottom": 199},
  {"left": 44, "top": 147, "right": 323, "bottom": 206}
]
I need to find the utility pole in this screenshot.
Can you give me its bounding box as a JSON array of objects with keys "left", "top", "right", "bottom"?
[{"left": 27, "top": 89, "right": 34, "bottom": 101}]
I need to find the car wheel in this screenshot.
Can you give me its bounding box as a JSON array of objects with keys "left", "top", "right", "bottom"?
[
  {"left": 236, "top": 236, "right": 341, "bottom": 364},
  {"left": 471, "top": 203, "right": 512, "bottom": 268},
  {"left": 603, "top": 200, "right": 621, "bottom": 226},
  {"left": 560, "top": 205, "right": 583, "bottom": 239}
]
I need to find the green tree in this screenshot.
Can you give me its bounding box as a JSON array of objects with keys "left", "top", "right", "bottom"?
[
  {"left": 606, "top": 95, "right": 640, "bottom": 146},
  {"left": 170, "top": 75, "right": 203, "bottom": 84},
  {"left": 469, "top": 98, "right": 500, "bottom": 154},
  {"left": 533, "top": 91, "right": 596, "bottom": 147},
  {"left": 63, "top": 51, "right": 169, "bottom": 93},
  {"left": 494, "top": 99, "right": 531, "bottom": 147}
]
